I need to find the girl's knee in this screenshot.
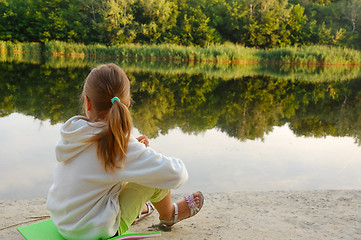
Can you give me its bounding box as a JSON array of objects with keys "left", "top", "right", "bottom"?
[{"left": 150, "top": 189, "right": 170, "bottom": 203}]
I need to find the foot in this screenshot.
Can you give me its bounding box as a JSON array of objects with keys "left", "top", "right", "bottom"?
[
  {"left": 132, "top": 201, "right": 154, "bottom": 225},
  {"left": 141, "top": 203, "right": 150, "bottom": 214},
  {"left": 159, "top": 191, "right": 204, "bottom": 228}
]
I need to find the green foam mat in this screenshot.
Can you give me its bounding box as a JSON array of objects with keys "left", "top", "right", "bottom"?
[{"left": 17, "top": 219, "right": 161, "bottom": 240}]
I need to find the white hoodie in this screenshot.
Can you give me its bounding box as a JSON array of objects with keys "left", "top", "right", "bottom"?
[{"left": 47, "top": 116, "right": 188, "bottom": 240}]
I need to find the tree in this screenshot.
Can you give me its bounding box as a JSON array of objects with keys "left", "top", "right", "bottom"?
[
  {"left": 170, "top": 0, "right": 220, "bottom": 46},
  {"left": 244, "top": 0, "right": 292, "bottom": 48},
  {"left": 81, "top": 0, "right": 137, "bottom": 44},
  {"left": 205, "top": 0, "right": 249, "bottom": 43},
  {"left": 0, "top": 0, "right": 31, "bottom": 42},
  {"left": 133, "top": 0, "right": 178, "bottom": 44},
  {"left": 288, "top": 4, "right": 309, "bottom": 45},
  {"left": 340, "top": 0, "right": 361, "bottom": 32}
]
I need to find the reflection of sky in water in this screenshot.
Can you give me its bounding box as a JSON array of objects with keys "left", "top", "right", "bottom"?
[{"left": 1, "top": 113, "right": 361, "bottom": 200}]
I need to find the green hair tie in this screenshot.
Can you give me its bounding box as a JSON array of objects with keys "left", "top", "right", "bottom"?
[{"left": 111, "top": 97, "right": 120, "bottom": 104}]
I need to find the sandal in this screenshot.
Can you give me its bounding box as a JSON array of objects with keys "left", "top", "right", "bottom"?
[
  {"left": 132, "top": 201, "right": 155, "bottom": 225},
  {"left": 158, "top": 191, "right": 204, "bottom": 231}
]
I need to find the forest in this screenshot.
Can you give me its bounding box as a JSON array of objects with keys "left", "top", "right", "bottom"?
[{"left": 0, "top": 0, "right": 360, "bottom": 49}]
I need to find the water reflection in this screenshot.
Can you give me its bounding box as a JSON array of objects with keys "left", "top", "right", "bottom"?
[
  {"left": 2, "top": 61, "right": 361, "bottom": 142},
  {"left": 0, "top": 113, "right": 60, "bottom": 199},
  {"left": 1, "top": 59, "right": 361, "bottom": 199},
  {"left": 1, "top": 113, "right": 360, "bottom": 200},
  {"left": 153, "top": 126, "right": 361, "bottom": 192},
  {"left": 3, "top": 54, "right": 361, "bottom": 82}
]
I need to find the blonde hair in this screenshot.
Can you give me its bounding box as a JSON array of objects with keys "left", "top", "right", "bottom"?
[{"left": 82, "top": 63, "right": 132, "bottom": 171}]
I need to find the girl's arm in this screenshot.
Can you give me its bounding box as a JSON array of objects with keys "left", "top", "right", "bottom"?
[{"left": 114, "top": 136, "right": 188, "bottom": 189}]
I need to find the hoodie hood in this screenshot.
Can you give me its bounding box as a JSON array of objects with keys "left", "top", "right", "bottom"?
[{"left": 56, "top": 116, "right": 104, "bottom": 163}]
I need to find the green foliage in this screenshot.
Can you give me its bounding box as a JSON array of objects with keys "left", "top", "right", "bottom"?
[
  {"left": 133, "top": 0, "right": 178, "bottom": 44},
  {"left": 1, "top": 0, "right": 360, "bottom": 49},
  {"left": 2, "top": 40, "right": 361, "bottom": 68},
  {"left": 44, "top": 40, "right": 87, "bottom": 57},
  {"left": 0, "top": 62, "right": 88, "bottom": 122},
  {"left": 288, "top": 4, "right": 309, "bottom": 45},
  {"left": 41, "top": 41, "right": 261, "bottom": 62},
  {"left": 2, "top": 60, "right": 361, "bottom": 143},
  {"left": 42, "top": 41, "right": 361, "bottom": 65},
  {"left": 0, "top": 41, "right": 41, "bottom": 56},
  {"left": 256, "top": 45, "right": 361, "bottom": 65}
]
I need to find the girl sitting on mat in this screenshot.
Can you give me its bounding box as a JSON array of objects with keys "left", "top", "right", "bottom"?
[{"left": 47, "top": 63, "right": 204, "bottom": 240}]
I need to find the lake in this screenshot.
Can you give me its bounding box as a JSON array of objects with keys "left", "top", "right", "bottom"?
[{"left": 1, "top": 56, "right": 361, "bottom": 200}]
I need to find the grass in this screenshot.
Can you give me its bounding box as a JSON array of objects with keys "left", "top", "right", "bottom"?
[
  {"left": 0, "top": 41, "right": 41, "bottom": 55},
  {"left": 257, "top": 45, "right": 361, "bottom": 65},
  {"left": 44, "top": 40, "right": 87, "bottom": 57},
  {"left": 1, "top": 40, "right": 361, "bottom": 66}
]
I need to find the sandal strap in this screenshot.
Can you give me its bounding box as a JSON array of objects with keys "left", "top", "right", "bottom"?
[
  {"left": 173, "top": 202, "right": 178, "bottom": 222},
  {"left": 158, "top": 191, "right": 204, "bottom": 228},
  {"left": 141, "top": 201, "right": 153, "bottom": 216},
  {"left": 185, "top": 193, "right": 199, "bottom": 216},
  {"left": 159, "top": 203, "right": 178, "bottom": 225},
  {"left": 133, "top": 201, "right": 155, "bottom": 225}
]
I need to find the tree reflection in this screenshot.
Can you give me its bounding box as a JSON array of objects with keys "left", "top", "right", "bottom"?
[
  {"left": 0, "top": 62, "right": 89, "bottom": 123},
  {"left": 1, "top": 61, "right": 361, "bottom": 144}
]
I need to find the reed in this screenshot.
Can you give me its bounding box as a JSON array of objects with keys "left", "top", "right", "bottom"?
[
  {"left": 44, "top": 40, "right": 87, "bottom": 57},
  {"left": 0, "top": 41, "right": 6, "bottom": 53},
  {"left": 258, "top": 45, "right": 361, "bottom": 65},
  {"left": 0, "top": 41, "right": 6, "bottom": 60},
  {"left": 42, "top": 42, "right": 258, "bottom": 63},
  {"left": 22, "top": 42, "right": 42, "bottom": 55},
  {"left": 2, "top": 40, "right": 361, "bottom": 65},
  {"left": 9, "top": 41, "right": 354, "bottom": 65},
  {"left": 0, "top": 41, "right": 41, "bottom": 54}
]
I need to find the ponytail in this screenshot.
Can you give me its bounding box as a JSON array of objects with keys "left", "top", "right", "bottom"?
[
  {"left": 83, "top": 64, "right": 133, "bottom": 172},
  {"left": 108, "top": 101, "right": 132, "bottom": 169}
]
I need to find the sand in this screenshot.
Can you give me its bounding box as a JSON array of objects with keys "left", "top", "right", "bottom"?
[{"left": 1, "top": 190, "right": 360, "bottom": 240}]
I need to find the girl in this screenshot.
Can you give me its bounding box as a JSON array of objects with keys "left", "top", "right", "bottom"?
[{"left": 47, "top": 63, "right": 204, "bottom": 240}]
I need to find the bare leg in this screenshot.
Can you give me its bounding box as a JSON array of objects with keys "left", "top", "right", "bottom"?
[
  {"left": 152, "top": 190, "right": 174, "bottom": 221},
  {"left": 152, "top": 190, "right": 201, "bottom": 225}
]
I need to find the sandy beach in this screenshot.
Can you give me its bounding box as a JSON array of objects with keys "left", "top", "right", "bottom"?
[{"left": 1, "top": 190, "right": 360, "bottom": 240}]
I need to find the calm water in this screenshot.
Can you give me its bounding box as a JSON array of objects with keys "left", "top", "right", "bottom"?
[{"left": 1, "top": 58, "right": 361, "bottom": 199}]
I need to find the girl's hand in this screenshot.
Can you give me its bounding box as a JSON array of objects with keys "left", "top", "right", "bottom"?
[{"left": 137, "top": 135, "right": 149, "bottom": 147}]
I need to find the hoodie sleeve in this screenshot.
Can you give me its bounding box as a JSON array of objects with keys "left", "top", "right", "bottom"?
[{"left": 113, "top": 136, "right": 188, "bottom": 189}]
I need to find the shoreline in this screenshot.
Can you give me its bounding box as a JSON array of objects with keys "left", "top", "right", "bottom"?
[{"left": 1, "top": 190, "right": 360, "bottom": 240}]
